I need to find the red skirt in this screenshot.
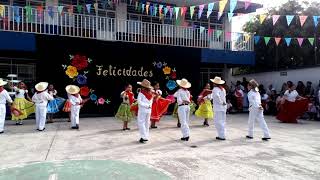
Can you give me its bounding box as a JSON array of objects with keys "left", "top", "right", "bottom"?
[
  {"left": 276, "top": 99, "right": 309, "bottom": 123},
  {"left": 151, "top": 98, "right": 171, "bottom": 122}
]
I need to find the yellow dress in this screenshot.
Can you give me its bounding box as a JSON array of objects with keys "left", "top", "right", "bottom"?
[
  {"left": 195, "top": 99, "right": 214, "bottom": 119},
  {"left": 11, "top": 88, "right": 35, "bottom": 121}
]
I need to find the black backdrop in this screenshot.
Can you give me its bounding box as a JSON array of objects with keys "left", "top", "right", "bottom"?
[{"left": 35, "top": 35, "right": 202, "bottom": 116}]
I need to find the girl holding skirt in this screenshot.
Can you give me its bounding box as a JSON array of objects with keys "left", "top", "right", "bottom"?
[
  {"left": 195, "top": 83, "right": 213, "bottom": 126},
  {"left": 115, "top": 84, "right": 135, "bottom": 131},
  {"left": 47, "top": 84, "right": 65, "bottom": 123}
]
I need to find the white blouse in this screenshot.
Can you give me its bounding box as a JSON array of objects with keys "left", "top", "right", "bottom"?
[
  {"left": 284, "top": 90, "right": 298, "bottom": 102},
  {"left": 48, "top": 90, "right": 57, "bottom": 96},
  {"left": 174, "top": 89, "right": 190, "bottom": 105},
  {"left": 13, "top": 87, "right": 28, "bottom": 98}
]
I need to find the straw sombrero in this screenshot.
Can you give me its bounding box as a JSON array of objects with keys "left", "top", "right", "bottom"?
[
  {"left": 210, "top": 76, "right": 225, "bottom": 85},
  {"left": 65, "top": 85, "right": 80, "bottom": 95},
  {"left": 137, "top": 79, "right": 153, "bottom": 89},
  {"left": 0, "top": 79, "right": 8, "bottom": 87},
  {"left": 176, "top": 78, "right": 191, "bottom": 89},
  {"left": 35, "top": 82, "right": 48, "bottom": 92},
  {"left": 249, "top": 79, "right": 259, "bottom": 92}
]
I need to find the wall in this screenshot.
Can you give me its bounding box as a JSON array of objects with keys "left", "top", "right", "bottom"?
[{"left": 226, "top": 67, "right": 320, "bottom": 91}]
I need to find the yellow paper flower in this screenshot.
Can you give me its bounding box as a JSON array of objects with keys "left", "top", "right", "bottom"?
[
  {"left": 65, "top": 65, "right": 78, "bottom": 78},
  {"left": 162, "top": 66, "right": 171, "bottom": 75}
]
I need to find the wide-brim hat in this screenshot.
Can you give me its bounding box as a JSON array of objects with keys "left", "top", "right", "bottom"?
[
  {"left": 0, "top": 79, "right": 8, "bottom": 86},
  {"left": 210, "top": 76, "right": 225, "bottom": 85},
  {"left": 176, "top": 78, "right": 191, "bottom": 89},
  {"left": 65, "top": 85, "right": 80, "bottom": 95},
  {"left": 35, "top": 82, "right": 48, "bottom": 92},
  {"left": 249, "top": 79, "right": 259, "bottom": 92},
  {"left": 137, "top": 79, "right": 153, "bottom": 89}
]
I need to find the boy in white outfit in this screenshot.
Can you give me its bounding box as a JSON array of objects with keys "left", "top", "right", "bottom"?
[
  {"left": 0, "top": 79, "right": 13, "bottom": 134},
  {"left": 136, "top": 79, "right": 153, "bottom": 143},
  {"left": 174, "top": 78, "right": 192, "bottom": 141},
  {"left": 66, "top": 85, "right": 82, "bottom": 130},
  {"left": 247, "top": 79, "right": 271, "bottom": 141},
  {"left": 32, "top": 82, "right": 53, "bottom": 131},
  {"left": 210, "top": 77, "right": 227, "bottom": 141}
]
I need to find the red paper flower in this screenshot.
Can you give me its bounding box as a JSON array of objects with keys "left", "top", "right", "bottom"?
[
  {"left": 80, "top": 86, "right": 90, "bottom": 97},
  {"left": 170, "top": 71, "right": 177, "bottom": 79},
  {"left": 71, "top": 54, "right": 89, "bottom": 71}
]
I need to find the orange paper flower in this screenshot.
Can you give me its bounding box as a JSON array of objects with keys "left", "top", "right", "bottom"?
[
  {"left": 65, "top": 66, "right": 78, "bottom": 78},
  {"left": 162, "top": 66, "right": 171, "bottom": 75}
]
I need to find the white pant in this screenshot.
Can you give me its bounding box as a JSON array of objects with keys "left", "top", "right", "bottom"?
[
  {"left": 214, "top": 111, "right": 226, "bottom": 138},
  {"left": 248, "top": 108, "right": 270, "bottom": 138},
  {"left": 36, "top": 105, "right": 47, "bottom": 130},
  {"left": 0, "top": 104, "right": 6, "bottom": 132},
  {"left": 137, "top": 110, "right": 151, "bottom": 139},
  {"left": 71, "top": 105, "right": 80, "bottom": 127},
  {"left": 178, "top": 105, "right": 190, "bottom": 138}
]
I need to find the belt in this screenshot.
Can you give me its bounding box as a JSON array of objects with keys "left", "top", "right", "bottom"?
[{"left": 179, "top": 103, "right": 189, "bottom": 106}]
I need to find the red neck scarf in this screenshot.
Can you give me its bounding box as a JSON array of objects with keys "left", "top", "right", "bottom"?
[
  {"left": 218, "top": 85, "right": 225, "bottom": 91},
  {"left": 0, "top": 87, "right": 4, "bottom": 93},
  {"left": 126, "top": 90, "right": 135, "bottom": 105},
  {"left": 141, "top": 89, "right": 153, "bottom": 100}
]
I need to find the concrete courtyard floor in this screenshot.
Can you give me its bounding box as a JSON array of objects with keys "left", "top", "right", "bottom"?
[{"left": 0, "top": 114, "right": 320, "bottom": 180}]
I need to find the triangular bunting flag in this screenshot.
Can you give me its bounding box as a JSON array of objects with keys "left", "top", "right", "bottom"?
[
  {"left": 285, "top": 38, "right": 292, "bottom": 46},
  {"left": 297, "top": 38, "right": 304, "bottom": 47},
  {"left": 174, "top": 7, "right": 180, "bottom": 19},
  {"left": 219, "top": 0, "right": 228, "bottom": 13},
  {"left": 259, "top": 14, "right": 267, "bottom": 24},
  {"left": 25, "top": 5, "right": 32, "bottom": 22},
  {"left": 0, "top": 5, "right": 4, "bottom": 17},
  {"left": 254, "top": 36, "right": 260, "bottom": 44},
  {"left": 68, "top": 5, "right": 73, "bottom": 15},
  {"left": 181, "top": 7, "right": 187, "bottom": 17},
  {"left": 264, "top": 37, "right": 271, "bottom": 45},
  {"left": 208, "top": 2, "right": 215, "bottom": 12},
  {"left": 218, "top": 12, "right": 223, "bottom": 21},
  {"left": 93, "top": 3, "right": 98, "bottom": 12},
  {"left": 169, "top": 8, "right": 173, "bottom": 19},
  {"left": 135, "top": 1, "right": 138, "bottom": 10},
  {"left": 275, "top": 37, "right": 281, "bottom": 46},
  {"left": 150, "top": 5, "right": 153, "bottom": 16},
  {"left": 226, "top": 32, "right": 232, "bottom": 40},
  {"left": 130, "top": 0, "right": 132, "bottom": 5},
  {"left": 244, "top": 34, "right": 250, "bottom": 42},
  {"left": 164, "top": 7, "right": 168, "bottom": 16},
  {"left": 207, "top": 10, "right": 212, "bottom": 19},
  {"left": 216, "top": 30, "right": 223, "bottom": 37},
  {"left": 208, "top": 28, "right": 214, "bottom": 36},
  {"left": 228, "top": 13, "right": 234, "bottom": 22},
  {"left": 198, "top": 4, "right": 205, "bottom": 19},
  {"left": 286, "top": 15, "right": 294, "bottom": 26},
  {"left": 190, "top": 6, "right": 195, "bottom": 19},
  {"left": 299, "top": 16, "right": 308, "bottom": 27},
  {"left": 308, "top": 38, "right": 315, "bottom": 46},
  {"left": 200, "top": 26, "right": 205, "bottom": 34},
  {"left": 230, "top": 0, "right": 237, "bottom": 13},
  {"left": 154, "top": 6, "right": 158, "bottom": 16},
  {"left": 142, "top": 4, "right": 145, "bottom": 13},
  {"left": 146, "top": 3, "right": 150, "bottom": 15},
  {"left": 159, "top": 5, "right": 163, "bottom": 15},
  {"left": 272, "top": 15, "right": 280, "bottom": 25},
  {"left": 245, "top": 0, "right": 251, "bottom": 10},
  {"left": 86, "top": 4, "right": 91, "bottom": 13},
  {"left": 48, "top": 6, "right": 54, "bottom": 18},
  {"left": 77, "top": 5, "right": 82, "bottom": 13},
  {"left": 313, "top": 16, "right": 319, "bottom": 27},
  {"left": 58, "top": 6, "right": 64, "bottom": 15}
]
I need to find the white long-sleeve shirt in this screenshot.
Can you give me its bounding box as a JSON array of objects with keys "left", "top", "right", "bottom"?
[
  {"left": 32, "top": 91, "right": 53, "bottom": 107},
  {"left": 137, "top": 92, "right": 153, "bottom": 113},
  {"left": 284, "top": 90, "right": 298, "bottom": 102},
  {"left": 248, "top": 90, "right": 262, "bottom": 108},
  {"left": 0, "top": 89, "right": 13, "bottom": 104},
  {"left": 211, "top": 87, "right": 227, "bottom": 112},
  {"left": 174, "top": 89, "right": 191, "bottom": 105},
  {"left": 69, "top": 95, "right": 82, "bottom": 107}
]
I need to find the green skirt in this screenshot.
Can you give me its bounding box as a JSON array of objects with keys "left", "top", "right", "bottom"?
[{"left": 115, "top": 103, "right": 134, "bottom": 122}]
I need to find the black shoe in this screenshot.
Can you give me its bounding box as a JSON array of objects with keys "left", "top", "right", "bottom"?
[
  {"left": 18, "top": 122, "right": 23, "bottom": 125},
  {"left": 177, "top": 123, "right": 181, "bottom": 128},
  {"left": 216, "top": 137, "right": 226, "bottom": 141},
  {"left": 203, "top": 122, "right": 210, "bottom": 126},
  {"left": 150, "top": 126, "right": 158, "bottom": 129},
  {"left": 246, "top": 136, "right": 253, "bottom": 139},
  {"left": 0, "top": 131, "right": 4, "bottom": 134},
  {"left": 126, "top": 128, "right": 131, "bottom": 130},
  {"left": 122, "top": 128, "right": 126, "bottom": 131},
  {"left": 180, "top": 137, "right": 189, "bottom": 141},
  {"left": 262, "top": 137, "right": 271, "bottom": 141},
  {"left": 71, "top": 126, "right": 79, "bottom": 129},
  {"left": 38, "top": 128, "right": 45, "bottom": 131},
  {"left": 139, "top": 138, "right": 147, "bottom": 143}
]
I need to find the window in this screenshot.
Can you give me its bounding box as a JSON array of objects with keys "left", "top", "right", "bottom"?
[{"left": 0, "top": 58, "right": 36, "bottom": 84}]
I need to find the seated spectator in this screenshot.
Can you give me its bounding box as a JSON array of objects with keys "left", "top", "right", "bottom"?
[
  {"left": 266, "top": 90, "right": 278, "bottom": 116},
  {"left": 307, "top": 98, "right": 317, "bottom": 120},
  {"left": 305, "top": 81, "right": 315, "bottom": 98},
  {"left": 296, "top": 81, "right": 306, "bottom": 96}
]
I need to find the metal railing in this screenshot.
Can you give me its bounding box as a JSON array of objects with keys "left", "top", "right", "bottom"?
[{"left": 0, "top": 5, "right": 254, "bottom": 51}]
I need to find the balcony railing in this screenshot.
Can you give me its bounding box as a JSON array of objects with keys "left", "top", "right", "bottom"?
[{"left": 0, "top": 5, "right": 254, "bottom": 51}]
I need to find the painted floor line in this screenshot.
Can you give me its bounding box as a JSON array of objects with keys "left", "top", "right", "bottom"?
[{"left": 45, "top": 123, "right": 60, "bottom": 161}]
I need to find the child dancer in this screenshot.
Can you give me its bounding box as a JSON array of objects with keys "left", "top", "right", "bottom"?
[
  {"left": 66, "top": 85, "right": 82, "bottom": 130},
  {"left": 195, "top": 83, "right": 213, "bottom": 126},
  {"left": 174, "top": 78, "right": 192, "bottom": 141},
  {"left": 63, "top": 94, "right": 72, "bottom": 122},
  {"left": 246, "top": 79, "right": 271, "bottom": 141},
  {"left": 115, "top": 84, "right": 135, "bottom": 130},
  {"left": 150, "top": 82, "right": 171, "bottom": 129},
  {"left": 0, "top": 79, "right": 13, "bottom": 134},
  {"left": 11, "top": 81, "right": 35, "bottom": 125},
  {"left": 136, "top": 79, "right": 153, "bottom": 143},
  {"left": 47, "top": 84, "right": 65, "bottom": 123},
  {"left": 32, "top": 82, "right": 53, "bottom": 131}
]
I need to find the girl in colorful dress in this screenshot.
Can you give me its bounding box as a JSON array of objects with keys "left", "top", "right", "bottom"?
[
  {"left": 150, "top": 82, "right": 171, "bottom": 129},
  {"left": 115, "top": 84, "right": 135, "bottom": 131},
  {"left": 136, "top": 79, "right": 153, "bottom": 143},
  {"left": 174, "top": 78, "right": 192, "bottom": 141},
  {"left": 66, "top": 85, "right": 83, "bottom": 129},
  {"left": 234, "top": 85, "right": 244, "bottom": 112},
  {"left": 195, "top": 83, "right": 213, "bottom": 126},
  {"left": 63, "top": 94, "right": 72, "bottom": 122},
  {"left": 47, "top": 84, "right": 65, "bottom": 123},
  {"left": 246, "top": 79, "right": 271, "bottom": 141},
  {"left": 0, "top": 79, "right": 13, "bottom": 134},
  {"left": 32, "top": 82, "right": 53, "bottom": 131},
  {"left": 10, "top": 81, "right": 35, "bottom": 125}
]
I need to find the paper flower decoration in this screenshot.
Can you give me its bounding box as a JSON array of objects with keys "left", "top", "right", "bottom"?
[
  {"left": 156, "top": 62, "right": 163, "bottom": 69},
  {"left": 80, "top": 86, "right": 90, "bottom": 97},
  {"left": 98, "top": 97, "right": 105, "bottom": 105},
  {"left": 170, "top": 71, "right": 177, "bottom": 79},
  {"left": 163, "top": 66, "right": 171, "bottom": 75},
  {"left": 166, "top": 80, "right": 177, "bottom": 90},
  {"left": 77, "top": 75, "right": 87, "bottom": 85},
  {"left": 71, "top": 54, "right": 89, "bottom": 71},
  {"left": 90, "top": 94, "right": 97, "bottom": 101},
  {"left": 166, "top": 95, "right": 176, "bottom": 103},
  {"left": 65, "top": 66, "right": 78, "bottom": 78}
]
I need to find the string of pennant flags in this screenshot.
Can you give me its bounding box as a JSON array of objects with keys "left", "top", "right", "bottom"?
[
  {"left": 258, "top": 14, "right": 320, "bottom": 27},
  {"left": 254, "top": 36, "right": 320, "bottom": 47}
]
